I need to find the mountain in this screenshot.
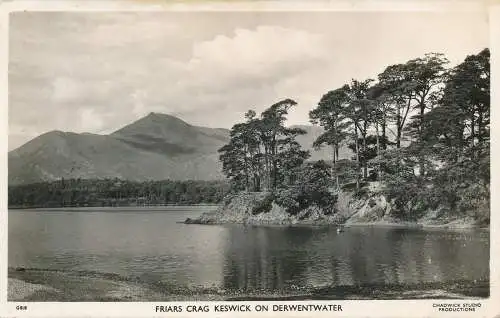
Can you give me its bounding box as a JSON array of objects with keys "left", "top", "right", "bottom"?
[
  {"left": 8, "top": 113, "right": 229, "bottom": 185},
  {"left": 111, "top": 112, "right": 230, "bottom": 155},
  {"left": 8, "top": 113, "right": 352, "bottom": 185}
]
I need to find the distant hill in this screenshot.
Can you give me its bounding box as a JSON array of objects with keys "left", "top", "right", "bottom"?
[
  {"left": 291, "top": 125, "right": 352, "bottom": 162},
  {"left": 8, "top": 113, "right": 352, "bottom": 185}
]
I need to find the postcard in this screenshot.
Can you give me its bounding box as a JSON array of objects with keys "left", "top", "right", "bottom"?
[{"left": 0, "top": 1, "right": 497, "bottom": 317}]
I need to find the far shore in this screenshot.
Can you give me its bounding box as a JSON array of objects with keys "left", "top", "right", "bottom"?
[{"left": 8, "top": 204, "right": 221, "bottom": 210}]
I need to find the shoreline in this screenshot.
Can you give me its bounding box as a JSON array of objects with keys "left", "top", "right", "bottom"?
[
  {"left": 8, "top": 204, "right": 221, "bottom": 211},
  {"left": 184, "top": 212, "right": 489, "bottom": 231},
  {"left": 184, "top": 191, "right": 489, "bottom": 230},
  {"left": 343, "top": 221, "right": 490, "bottom": 230},
  {"left": 8, "top": 268, "right": 489, "bottom": 301},
  {"left": 185, "top": 218, "right": 490, "bottom": 230}
]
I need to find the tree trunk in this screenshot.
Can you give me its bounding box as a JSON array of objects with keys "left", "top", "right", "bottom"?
[
  {"left": 396, "top": 105, "right": 402, "bottom": 149},
  {"left": 478, "top": 109, "right": 485, "bottom": 157},
  {"left": 263, "top": 144, "right": 270, "bottom": 191},
  {"left": 362, "top": 132, "right": 367, "bottom": 179},
  {"left": 244, "top": 146, "right": 249, "bottom": 192},
  {"left": 332, "top": 145, "right": 338, "bottom": 190},
  {"left": 419, "top": 103, "right": 425, "bottom": 137},
  {"left": 354, "top": 125, "right": 360, "bottom": 191},
  {"left": 335, "top": 143, "right": 340, "bottom": 190},
  {"left": 381, "top": 111, "right": 387, "bottom": 150},
  {"left": 478, "top": 109, "right": 483, "bottom": 145},
  {"left": 376, "top": 122, "right": 381, "bottom": 181},
  {"left": 471, "top": 112, "right": 476, "bottom": 159},
  {"left": 271, "top": 135, "right": 277, "bottom": 190},
  {"left": 418, "top": 101, "right": 426, "bottom": 177}
]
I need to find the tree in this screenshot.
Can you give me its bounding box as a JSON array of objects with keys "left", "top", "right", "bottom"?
[
  {"left": 377, "top": 63, "right": 414, "bottom": 149},
  {"left": 437, "top": 48, "right": 490, "bottom": 161},
  {"left": 219, "top": 99, "right": 309, "bottom": 192},
  {"left": 275, "top": 161, "right": 336, "bottom": 215},
  {"left": 344, "top": 79, "right": 374, "bottom": 183},
  {"left": 276, "top": 128, "right": 310, "bottom": 186},
  {"left": 402, "top": 53, "right": 449, "bottom": 176},
  {"left": 376, "top": 48, "right": 490, "bottom": 220},
  {"left": 405, "top": 53, "right": 449, "bottom": 140},
  {"left": 259, "top": 98, "right": 303, "bottom": 190},
  {"left": 218, "top": 123, "right": 251, "bottom": 191},
  {"left": 309, "top": 85, "right": 351, "bottom": 189}
]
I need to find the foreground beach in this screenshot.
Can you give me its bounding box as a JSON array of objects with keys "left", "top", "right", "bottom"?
[{"left": 8, "top": 268, "right": 489, "bottom": 302}]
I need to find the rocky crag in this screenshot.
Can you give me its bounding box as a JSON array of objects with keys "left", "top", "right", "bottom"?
[{"left": 185, "top": 182, "right": 488, "bottom": 229}]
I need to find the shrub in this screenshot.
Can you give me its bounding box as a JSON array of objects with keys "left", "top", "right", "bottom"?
[
  {"left": 251, "top": 193, "right": 275, "bottom": 215},
  {"left": 275, "top": 161, "right": 337, "bottom": 215}
]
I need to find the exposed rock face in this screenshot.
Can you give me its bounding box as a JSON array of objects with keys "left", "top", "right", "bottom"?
[
  {"left": 186, "top": 192, "right": 266, "bottom": 224},
  {"left": 186, "top": 182, "right": 486, "bottom": 228},
  {"left": 345, "top": 194, "right": 391, "bottom": 223},
  {"left": 185, "top": 192, "right": 344, "bottom": 226}
]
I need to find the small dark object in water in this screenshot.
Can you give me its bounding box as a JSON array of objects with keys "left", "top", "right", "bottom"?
[
  {"left": 15, "top": 267, "right": 26, "bottom": 272},
  {"left": 184, "top": 218, "right": 201, "bottom": 224},
  {"left": 337, "top": 227, "right": 344, "bottom": 233}
]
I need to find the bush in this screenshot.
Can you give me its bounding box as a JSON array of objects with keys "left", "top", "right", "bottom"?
[
  {"left": 251, "top": 193, "right": 275, "bottom": 215},
  {"left": 275, "top": 161, "right": 337, "bottom": 215}
]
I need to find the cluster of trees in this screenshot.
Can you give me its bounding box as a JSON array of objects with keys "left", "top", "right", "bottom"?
[
  {"left": 218, "top": 99, "right": 310, "bottom": 192},
  {"left": 220, "top": 48, "right": 490, "bottom": 221},
  {"left": 218, "top": 100, "right": 336, "bottom": 214},
  {"left": 8, "top": 178, "right": 230, "bottom": 208}
]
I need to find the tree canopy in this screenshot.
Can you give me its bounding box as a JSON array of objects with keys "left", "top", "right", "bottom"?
[{"left": 219, "top": 48, "right": 490, "bottom": 221}]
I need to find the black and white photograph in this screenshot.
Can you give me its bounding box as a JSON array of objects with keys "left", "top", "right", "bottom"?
[{"left": 5, "top": 4, "right": 491, "bottom": 306}]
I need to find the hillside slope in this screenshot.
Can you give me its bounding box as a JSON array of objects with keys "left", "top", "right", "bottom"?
[
  {"left": 291, "top": 125, "right": 352, "bottom": 161},
  {"left": 9, "top": 113, "right": 353, "bottom": 185},
  {"left": 8, "top": 113, "right": 227, "bottom": 185}
]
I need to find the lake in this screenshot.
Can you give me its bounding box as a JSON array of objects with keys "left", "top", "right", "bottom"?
[{"left": 8, "top": 207, "right": 490, "bottom": 299}]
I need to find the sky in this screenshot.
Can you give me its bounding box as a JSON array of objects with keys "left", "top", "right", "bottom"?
[{"left": 8, "top": 10, "right": 489, "bottom": 150}]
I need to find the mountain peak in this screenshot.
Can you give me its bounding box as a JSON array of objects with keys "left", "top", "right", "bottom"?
[
  {"left": 142, "top": 112, "right": 190, "bottom": 124},
  {"left": 145, "top": 111, "right": 175, "bottom": 118},
  {"left": 112, "top": 112, "right": 192, "bottom": 137}
]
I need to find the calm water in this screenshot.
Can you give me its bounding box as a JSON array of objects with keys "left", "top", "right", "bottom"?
[{"left": 9, "top": 207, "right": 489, "bottom": 292}]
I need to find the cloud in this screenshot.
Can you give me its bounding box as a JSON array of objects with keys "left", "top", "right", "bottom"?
[
  {"left": 51, "top": 77, "right": 82, "bottom": 102},
  {"left": 184, "top": 26, "right": 329, "bottom": 89},
  {"left": 152, "top": 25, "right": 333, "bottom": 122},
  {"left": 191, "top": 26, "right": 327, "bottom": 73},
  {"left": 79, "top": 108, "right": 104, "bottom": 132},
  {"left": 8, "top": 12, "right": 489, "bottom": 150}
]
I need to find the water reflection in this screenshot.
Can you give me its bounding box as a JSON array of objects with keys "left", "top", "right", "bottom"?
[
  {"left": 9, "top": 209, "right": 489, "bottom": 294},
  {"left": 221, "top": 226, "right": 489, "bottom": 291},
  {"left": 222, "top": 226, "right": 318, "bottom": 291}
]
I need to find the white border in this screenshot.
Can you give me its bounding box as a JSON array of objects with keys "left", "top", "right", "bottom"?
[{"left": 0, "top": 1, "right": 498, "bottom": 317}]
